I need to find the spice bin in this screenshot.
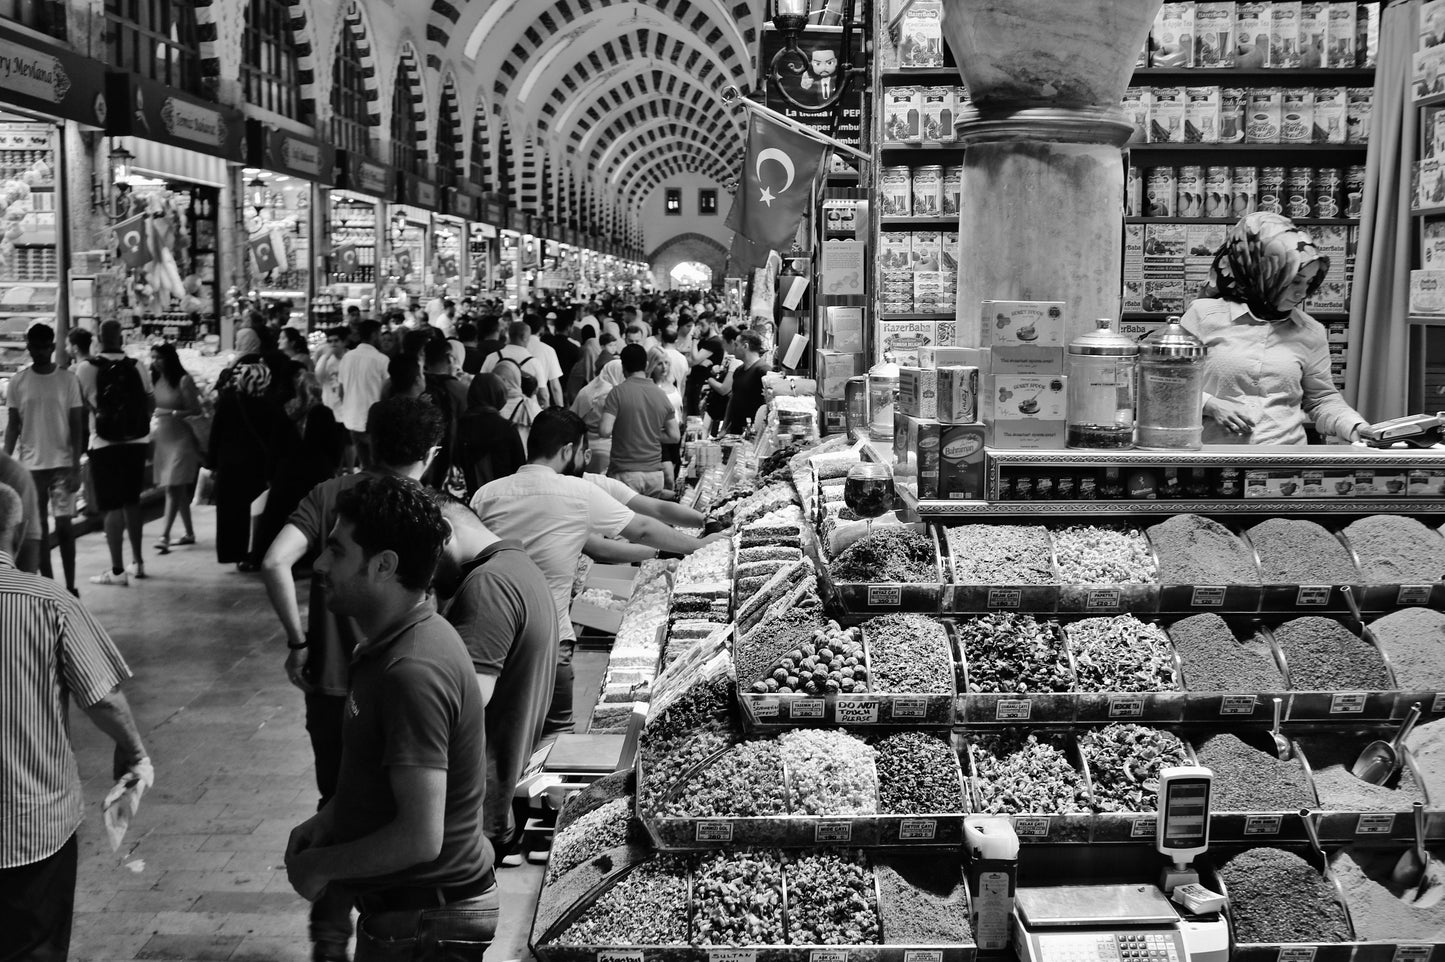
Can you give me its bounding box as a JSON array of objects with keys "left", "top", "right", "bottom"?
[
  {"left": 1168, "top": 614, "right": 1294, "bottom": 725},
  {"left": 1337, "top": 518, "right": 1445, "bottom": 613},
  {"left": 1268, "top": 618, "right": 1402, "bottom": 723},
  {"left": 822, "top": 524, "right": 946, "bottom": 614},
  {"left": 1202, "top": 846, "right": 1365, "bottom": 962},
  {"left": 938, "top": 522, "right": 1062, "bottom": 614}
]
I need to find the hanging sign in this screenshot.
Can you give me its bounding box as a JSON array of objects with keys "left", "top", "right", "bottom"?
[
  {"left": 397, "top": 173, "right": 440, "bottom": 212},
  {"left": 0, "top": 25, "right": 109, "bottom": 126},
  {"left": 761, "top": 26, "right": 864, "bottom": 161},
  {"left": 336, "top": 150, "right": 396, "bottom": 200},
  {"left": 105, "top": 74, "right": 245, "bottom": 162},
  {"left": 246, "top": 122, "right": 335, "bottom": 184}
]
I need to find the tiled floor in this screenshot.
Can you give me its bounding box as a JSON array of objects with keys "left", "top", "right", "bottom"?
[{"left": 63, "top": 505, "right": 545, "bottom": 961}]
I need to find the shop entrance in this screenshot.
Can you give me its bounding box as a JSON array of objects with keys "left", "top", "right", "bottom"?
[{"left": 669, "top": 260, "right": 714, "bottom": 290}]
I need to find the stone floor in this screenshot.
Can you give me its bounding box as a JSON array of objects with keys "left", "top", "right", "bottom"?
[{"left": 63, "top": 505, "right": 554, "bottom": 962}]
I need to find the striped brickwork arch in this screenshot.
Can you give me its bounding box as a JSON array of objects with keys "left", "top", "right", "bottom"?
[
  {"left": 334, "top": 1, "right": 381, "bottom": 129},
  {"left": 469, "top": 100, "right": 491, "bottom": 191},
  {"left": 436, "top": 74, "right": 463, "bottom": 182},
  {"left": 585, "top": 102, "right": 742, "bottom": 176},
  {"left": 602, "top": 127, "right": 734, "bottom": 185},
  {"left": 194, "top": 0, "right": 220, "bottom": 94}
]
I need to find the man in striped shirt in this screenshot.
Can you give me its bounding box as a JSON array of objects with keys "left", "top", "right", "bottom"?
[{"left": 0, "top": 481, "right": 152, "bottom": 960}]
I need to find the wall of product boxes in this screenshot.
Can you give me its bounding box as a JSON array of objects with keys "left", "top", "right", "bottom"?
[
  {"left": 1411, "top": 3, "right": 1445, "bottom": 320},
  {"left": 1145, "top": 2, "right": 1379, "bottom": 71}
]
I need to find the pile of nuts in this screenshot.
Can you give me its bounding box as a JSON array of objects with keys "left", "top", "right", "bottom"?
[
  {"left": 693, "top": 851, "right": 786, "bottom": 946},
  {"left": 874, "top": 732, "right": 964, "bottom": 814},
  {"left": 785, "top": 851, "right": 882, "bottom": 946}
]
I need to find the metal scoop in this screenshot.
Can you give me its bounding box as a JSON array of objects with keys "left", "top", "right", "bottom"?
[
  {"left": 1300, "top": 807, "right": 1323, "bottom": 856},
  {"left": 1350, "top": 702, "right": 1422, "bottom": 785},
  {"left": 1269, "top": 696, "right": 1292, "bottom": 760},
  {"left": 1398, "top": 801, "right": 1445, "bottom": 908},
  {"left": 1341, "top": 584, "right": 1364, "bottom": 633}
]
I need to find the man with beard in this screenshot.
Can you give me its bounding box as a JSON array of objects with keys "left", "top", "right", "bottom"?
[{"left": 470, "top": 409, "right": 721, "bottom": 736}]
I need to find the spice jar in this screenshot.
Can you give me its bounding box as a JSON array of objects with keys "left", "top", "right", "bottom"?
[
  {"left": 845, "top": 375, "right": 869, "bottom": 440},
  {"left": 868, "top": 361, "right": 900, "bottom": 442},
  {"left": 1066, "top": 317, "right": 1138, "bottom": 449},
  {"left": 1136, "top": 315, "right": 1207, "bottom": 451}
]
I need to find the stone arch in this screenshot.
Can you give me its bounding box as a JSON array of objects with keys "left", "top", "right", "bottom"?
[
  {"left": 649, "top": 232, "right": 729, "bottom": 291},
  {"left": 326, "top": 0, "right": 381, "bottom": 130},
  {"left": 435, "top": 72, "right": 463, "bottom": 181},
  {"left": 226, "top": 0, "right": 322, "bottom": 121},
  {"left": 389, "top": 41, "right": 432, "bottom": 166}
]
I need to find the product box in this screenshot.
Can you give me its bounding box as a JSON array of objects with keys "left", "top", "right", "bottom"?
[
  {"left": 1203, "top": 166, "right": 1232, "bottom": 217},
  {"left": 1234, "top": 2, "right": 1271, "bottom": 68},
  {"left": 938, "top": 423, "right": 986, "bottom": 499},
  {"left": 1416, "top": 158, "right": 1445, "bottom": 210},
  {"left": 936, "top": 365, "right": 980, "bottom": 423},
  {"left": 883, "top": 86, "right": 923, "bottom": 143},
  {"left": 1246, "top": 87, "right": 1283, "bottom": 143},
  {"left": 1280, "top": 88, "right": 1314, "bottom": 144},
  {"left": 1146, "top": 167, "right": 1178, "bottom": 216},
  {"left": 1313, "top": 87, "right": 1347, "bottom": 144},
  {"left": 984, "top": 374, "right": 1069, "bottom": 450},
  {"left": 1122, "top": 87, "right": 1151, "bottom": 144},
  {"left": 1220, "top": 87, "right": 1248, "bottom": 143},
  {"left": 1358, "top": 2, "right": 1379, "bottom": 67},
  {"left": 1148, "top": 86, "right": 1187, "bottom": 143},
  {"left": 1424, "top": 221, "right": 1445, "bottom": 268},
  {"left": 1124, "top": 223, "right": 1145, "bottom": 276},
  {"left": 940, "top": 232, "right": 960, "bottom": 271},
  {"left": 1268, "top": 1, "right": 1303, "bottom": 67},
  {"left": 894, "top": 414, "right": 942, "bottom": 498},
  {"left": 920, "top": 86, "right": 956, "bottom": 144},
  {"left": 899, "top": 0, "right": 945, "bottom": 67},
  {"left": 877, "top": 319, "right": 936, "bottom": 366},
  {"left": 1346, "top": 87, "right": 1372, "bottom": 143},
  {"left": 1126, "top": 165, "right": 1144, "bottom": 217},
  {"left": 1142, "top": 278, "right": 1186, "bottom": 314},
  {"left": 980, "top": 300, "right": 1066, "bottom": 347},
  {"left": 1411, "top": 270, "right": 1445, "bottom": 315},
  {"left": 1184, "top": 86, "right": 1222, "bottom": 143},
  {"left": 817, "top": 350, "right": 861, "bottom": 398},
  {"left": 878, "top": 231, "right": 913, "bottom": 271},
  {"left": 1145, "top": 222, "right": 1188, "bottom": 265},
  {"left": 919, "top": 346, "right": 980, "bottom": 367},
  {"left": 1195, "top": 2, "right": 1235, "bottom": 66},
  {"left": 569, "top": 565, "right": 637, "bottom": 633},
  {"left": 1232, "top": 164, "right": 1259, "bottom": 215},
  {"left": 1425, "top": 0, "right": 1445, "bottom": 48},
  {"left": 914, "top": 272, "right": 957, "bottom": 313},
  {"left": 1176, "top": 165, "right": 1204, "bottom": 217},
  {"left": 1416, "top": 46, "right": 1445, "bottom": 101},
  {"left": 1325, "top": 2, "right": 1356, "bottom": 67},
  {"left": 1299, "top": 2, "right": 1328, "bottom": 66},
  {"left": 899, "top": 366, "right": 939, "bottom": 418},
  {"left": 1153, "top": 3, "right": 1196, "bottom": 66},
  {"left": 991, "top": 345, "right": 1066, "bottom": 375},
  {"left": 911, "top": 230, "right": 943, "bottom": 269}
]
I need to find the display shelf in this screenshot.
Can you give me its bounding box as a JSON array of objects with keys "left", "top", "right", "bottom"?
[
  {"left": 880, "top": 66, "right": 961, "bottom": 82},
  {"left": 1126, "top": 217, "right": 1358, "bottom": 227},
  {"left": 1123, "top": 310, "right": 1352, "bottom": 321},
  {"left": 1128, "top": 143, "right": 1368, "bottom": 154},
  {"left": 1132, "top": 67, "right": 1375, "bottom": 83},
  {"left": 877, "top": 311, "right": 955, "bottom": 321},
  {"left": 879, "top": 143, "right": 965, "bottom": 155},
  {"left": 880, "top": 215, "right": 957, "bottom": 226}
]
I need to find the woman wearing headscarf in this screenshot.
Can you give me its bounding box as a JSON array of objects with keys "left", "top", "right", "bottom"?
[
  {"left": 456, "top": 372, "right": 527, "bottom": 498},
  {"left": 563, "top": 324, "right": 600, "bottom": 405},
  {"left": 1181, "top": 212, "right": 1366, "bottom": 445},
  {"left": 208, "top": 360, "right": 288, "bottom": 570},
  {"left": 569, "top": 359, "right": 625, "bottom": 476},
  {"left": 254, "top": 364, "right": 343, "bottom": 567}
]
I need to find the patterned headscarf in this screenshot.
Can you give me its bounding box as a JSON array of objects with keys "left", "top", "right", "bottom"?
[
  {"left": 232, "top": 361, "right": 272, "bottom": 399},
  {"left": 1202, "top": 211, "right": 1330, "bottom": 322}
]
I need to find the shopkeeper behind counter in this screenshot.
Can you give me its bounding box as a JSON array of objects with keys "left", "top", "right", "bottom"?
[{"left": 1181, "top": 211, "right": 1367, "bottom": 446}]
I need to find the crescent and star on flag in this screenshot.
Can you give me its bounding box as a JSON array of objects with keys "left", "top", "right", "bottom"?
[{"left": 755, "top": 147, "right": 796, "bottom": 208}]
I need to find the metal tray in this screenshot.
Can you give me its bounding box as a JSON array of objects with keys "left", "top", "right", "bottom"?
[
  {"left": 824, "top": 526, "right": 946, "bottom": 615},
  {"left": 935, "top": 521, "right": 1061, "bottom": 614},
  {"left": 1269, "top": 620, "right": 1402, "bottom": 723},
  {"left": 956, "top": 615, "right": 1078, "bottom": 725}
]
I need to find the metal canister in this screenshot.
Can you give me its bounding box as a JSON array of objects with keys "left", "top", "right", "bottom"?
[
  {"left": 881, "top": 165, "right": 912, "bottom": 217},
  {"left": 1286, "top": 166, "right": 1314, "bottom": 219},
  {"left": 1176, "top": 165, "right": 1204, "bottom": 218},
  {"left": 1344, "top": 164, "right": 1366, "bottom": 218},
  {"left": 912, "top": 165, "right": 944, "bottom": 217},
  {"left": 1312, "top": 167, "right": 1343, "bottom": 218},
  {"left": 1204, "top": 166, "right": 1233, "bottom": 217},
  {"left": 942, "top": 165, "right": 963, "bottom": 216},
  {"left": 1231, "top": 165, "right": 1258, "bottom": 216},
  {"left": 1146, "top": 167, "right": 1177, "bottom": 217},
  {"left": 1258, "top": 166, "right": 1286, "bottom": 214}
]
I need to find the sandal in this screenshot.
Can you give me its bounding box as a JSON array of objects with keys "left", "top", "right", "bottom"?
[
  {"left": 173, "top": 534, "right": 195, "bottom": 546},
  {"left": 154, "top": 537, "right": 170, "bottom": 554}
]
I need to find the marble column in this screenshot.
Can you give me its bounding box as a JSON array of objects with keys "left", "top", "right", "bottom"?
[{"left": 942, "top": 0, "right": 1162, "bottom": 350}]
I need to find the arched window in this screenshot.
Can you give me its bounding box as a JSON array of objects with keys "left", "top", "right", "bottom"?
[
  {"left": 330, "top": 12, "right": 374, "bottom": 156},
  {"left": 469, "top": 110, "right": 490, "bottom": 192},
  {"left": 391, "top": 69, "right": 421, "bottom": 175},
  {"left": 496, "top": 120, "right": 513, "bottom": 200},
  {"left": 242, "top": 0, "right": 304, "bottom": 120},
  {"left": 436, "top": 85, "right": 460, "bottom": 189},
  {"left": 105, "top": 0, "right": 201, "bottom": 94}
]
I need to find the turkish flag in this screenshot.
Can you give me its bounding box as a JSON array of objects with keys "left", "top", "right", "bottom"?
[
  {"left": 114, "top": 214, "right": 151, "bottom": 269},
  {"left": 333, "top": 244, "right": 359, "bottom": 274},
  {"left": 250, "top": 233, "right": 280, "bottom": 274},
  {"left": 727, "top": 229, "right": 773, "bottom": 274},
  {"left": 724, "top": 113, "right": 830, "bottom": 255}
]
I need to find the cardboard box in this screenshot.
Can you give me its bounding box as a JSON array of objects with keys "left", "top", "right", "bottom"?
[
  {"left": 1195, "top": 2, "right": 1235, "bottom": 66},
  {"left": 1299, "top": 2, "right": 1327, "bottom": 66},
  {"left": 1122, "top": 87, "right": 1151, "bottom": 144},
  {"left": 569, "top": 564, "right": 638, "bottom": 633},
  {"left": 817, "top": 350, "right": 861, "bottom": 398},
  {"left": 877, "top": 319, "right": 936, "bottom": 366},
  {"left": 894, "top": 414, "right": 942, "bottom": 498},
  {"left": 899, "top": 366, "right": 939, "bottom": 419},
  {"left": 1415, "top": 46, "right": 1445, "bottom": 102},
  {"left": 938, "top": 423, "right": 987, "bottom": 499},
  {"left": 1280, "top": 88, "right": 1313, "bottom": 144},
  {"left": 1148, "top": 86, "right": 1187, "bottom": 143},
  {"left": 1411, "top": 270, "right": 1445, "bottom": 315},
  {"left": 984, "top": 374, "right": 1069, "bottom": 450},
  {"left": 1152, "top": 2, "right": 1196, "bottom": 66},
  {"left": 1346, "top": 87, "right": 1372, "bottom": 143},
  {"left": 1246, "top": 87, "right": 1283, "bottom": 143},
  {"left": 1313, "top": 86, "right": 1347, "bottom": 144},
  {"left": 1234, "top": 2, "right": 1271, "bottom": 68},
  {"left": 980, "top": 300, "right": 1066, "bottom": 347},
  {"left": 1325, "top": 2, "right": 1356, "bottom": 67},
  {"left": 1269, "top": 1, "right": 1303, "bottom": 68},
  {"left": 937, "top": 365, "right": 980, "bottom": 424},
  {"left": 990, "top": 345, "right": 1066, "bottom": 375},
  {"left": 1184, "top": 86, "right": 1221, "bottom": 143},
  {"left": 899, "top": 0, "right": 945, "bottom": 67},
  {"left": 1220, "top": 88, "right": 1248, "bottom": 143},
  {"left": 919, "top": 346, "right": 983, "bottom": 367}
]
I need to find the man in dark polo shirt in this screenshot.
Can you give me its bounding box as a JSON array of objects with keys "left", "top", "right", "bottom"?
[
  {"left": 432, "top": 496, "right": 557, "bottom": 867},
  {"left": 284, "top": 475, "right": 494, "bottom": 960}
]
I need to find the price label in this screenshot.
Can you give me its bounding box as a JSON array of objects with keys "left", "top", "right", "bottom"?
[
  {"left": 1109, "top": 695, "right": 1146, "bottom": 718},
  {"left": 599, "top": 951, "right": 645, "bottom": 962},
  {"left": 750, "top": 698, "right": 781, "bottom": 719},
  {"left": 815, "top": 821, "right": 853, "bottom": 843},
  {"left": 696, "top": 821, "right": 734, "bottom": 842},
  {"left": 905, "top": 952, "right": 944, "bottom": 962},
  {"left": 1278, "top": 948, "right": 1317, "bottom": 962},
  {"left": 1244, "top": 815, "right": 1282, "bottom": 835},
  {"left": 811, "top": 952, "right": 848, "bottom": 962},
  {"left": 1296, "top": 586, "right": 1332, "bottom": 606},
  {"left": 1220, "top": 695, "right": 1259, "bottom": 716},
  {"left": 899, "top": 818, "right": 937, "bottom": 840},
  {"left": 1392, "top": 945, "right": 1434, "bottom": 962},
  {"left": 710, "top": 951, "right": 756, "bottom": 962},
  {"left": 836, "top": 698, "right": 881, "bottom": 724},
  {"left": 1190, "top": 586, "right": 1227, "bottom": 607},
  {"left": 790, "top": 699, "right": 826, "bottom": 720},
  {"left": 987, "top": 588, "right": 1022, "bottom": 608},
  {"left": 891, "top": 696, "right": 928, "bottom": 719},
  {"left": 868, "top": 585, "right": 902, "bottom": 607},
  {"left": 1356, "top": 813, "right": 1396, "bottom": 835},
  {"left": 1433, "top": 692, "right": 1445, "bottom": 714},
  {"left": 996, "top": 698, "right": 1032, "bottom": 721},
  {"left": 1086, "top": 588, "right": 1122, "bottom": 610},
  {"left": 1131, "top": 816, "right": 1157, "bottom": 838},
  {"left": 1399, "top": 585, "right": 1434, "bottom": 606},
  {"left": 1013, "top": 816, "right": 1050, "bottom": 837},
  {"left": 1330, "top": 692, "right": 1367, "bottom": 714}
]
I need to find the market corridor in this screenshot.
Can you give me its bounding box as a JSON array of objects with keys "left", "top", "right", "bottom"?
[{"left": 61, "top": 506, "right": 543, "bottom": 962}]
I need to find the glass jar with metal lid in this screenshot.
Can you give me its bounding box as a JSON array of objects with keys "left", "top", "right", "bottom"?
[
  {"left": 1067, "top": 317, "right": 1138, "bottom": 449},
  {"left": 1136, "top": 315, "right": 1207, "bottom": 451}
]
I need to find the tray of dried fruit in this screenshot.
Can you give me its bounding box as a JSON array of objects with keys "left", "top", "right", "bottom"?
[
  {"left": 821, "top": 525, "right": 945, "bottom": 615},
  {"left": 1336, "top": 515, "right": 1445, "bottom": 613},
  {"left": 635, "top": 727, "right": 970, "bottom": 849},
  {"left": 733, "top": 615, "right": 959, "bottom": 730},
  {"left": 1245, "top": 518, "right": 1363, "bottom": 615},
  {"left": 960, "top": 728, "right": 1097, "bottom": 844},
  {"left": 934, "top": 522, "right": 1061, "bottom": 615},
  {"left": 1166, "top": 614, "right": 1296, "bottom": 724},
  {"left": 1075, "top": 724, "right": 1200, "bottom": 843},
  {"left": 533, "top": 846, "right": 978, "bottom": 962},
  {"left": 1145, "top": 514, "right": 1265, "bottom": 614},
  {"left": 954, "top": 614, "right": 1080, "bottom": 725},
  {"left": 1061, "top": 614, "right": 1187, "bottom": 724},
  {"left": 1294, "top": 730, "right": 1433, "bottom": 843},
  {"left": 1264, "top": 616, "right": 1401, "bottom": 722},
  {"left": 1050, "top": 525, "right": 1162, "bottom": 616},
  {"left": 1201, "top": 844, "right": 1368, "bottom": 962}
]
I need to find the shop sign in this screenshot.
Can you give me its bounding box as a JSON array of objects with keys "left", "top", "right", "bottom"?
[
  {"left": 483, "top": 194, "right": 506, "bottom": 226},
  {"left": 398, "top": 174, "right": 439, "bottom": 211},
  {"left": 246, "top": 122, "right": 334, "bottom": 183},
  {"left": 507, "top": 209, "right": 529, "bottom": 233},
  {"left": 336, "top": 150, "right": 395, "bottom": 200},
  {"left": 0, "top": 25, "right": 108, "bottom": 126},
  {"left": 105, "top": 74, "right": 245, "bottom": 161}
]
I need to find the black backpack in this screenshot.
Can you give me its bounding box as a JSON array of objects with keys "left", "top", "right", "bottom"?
[
  {"left": 497, "top": 355, "right": 539, "bottom": 398},
  {"left": 90, "top": 356, "right": 149, "bottom": 442}
]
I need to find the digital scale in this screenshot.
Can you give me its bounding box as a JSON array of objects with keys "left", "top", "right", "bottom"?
[{"left": 1011, "top": 768, "right": 1229, "bottom": 962}]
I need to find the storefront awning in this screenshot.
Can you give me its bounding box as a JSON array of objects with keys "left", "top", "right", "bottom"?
[
  {"left": 104, "top": 74, "right": 245, "bottom": 162},
  {"left": 245, "top": 122, "right": 335, "bottom": 184},
  {"left": 0, "top": 25, "right": 109, "bottom": 126},
  {"left": 335, "top": 150, "right": 395, "bottom": 200}
]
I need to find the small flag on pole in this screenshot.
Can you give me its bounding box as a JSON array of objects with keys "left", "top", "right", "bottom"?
[
  {"left": 725, "top": 113, "right": 831, "bottom": 255},
  {"left": 114, "top": 214, "right": 151, "bottom": 269}
]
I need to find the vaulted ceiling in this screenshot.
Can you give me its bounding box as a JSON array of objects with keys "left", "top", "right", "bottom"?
[{"left": 430, "top": 0, "right": 763, "bottom": 215}]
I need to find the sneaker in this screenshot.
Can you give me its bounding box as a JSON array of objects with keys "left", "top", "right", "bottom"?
[
  {"left": 125, "top": 562, "right": 146, "bottom": 580},
  {"left": 89, "top": 570, "right": 128, "bottom": 587},
  {"left": 500, "top": 851, "right": 525, "bottom": 868}
]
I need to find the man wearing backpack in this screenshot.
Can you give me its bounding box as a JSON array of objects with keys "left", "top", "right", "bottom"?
[
  {"left": 75, "top": 320, "right": 153, "bottom": 586},
  {"left": 480, "top": 320, "right": 540, "bottom": 406}
]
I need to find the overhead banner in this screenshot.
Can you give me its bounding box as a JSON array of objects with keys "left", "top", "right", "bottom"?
[
  {"left": 0, "top": 24, "right": 109, "bottom": 126},
  {"left": 761, "top": 25, "right": 863, "bottom": 164},
  {"left": 105, "top": 74, "right": 245, "bottom": 162},
  {"left": 246, "top": 122, "right": 335, "bottom": 184},
  {"left": 336, "top": 150, "right": 395, "bottom": 200}
]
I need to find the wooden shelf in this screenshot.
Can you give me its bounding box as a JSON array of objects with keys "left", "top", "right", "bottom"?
[
  {"left": 880, "top": 215, "right": 957, "bottom": 226},
  {"left": 878, "top": 311, "right": 954, "bottom": 321},
  {"left": 1123, "top": 310, "right": 1350, "bottom": 321},
  {"left": 880, "top": 143, "right": 964, "bottom": 155},
  {"left": 1413, "top": 204, "right": 1445, "bottom": 217},
  {"left": 1129, "top": 142, "right": 1365, "bottom": 153},
  {"left": 1133, "top": 67, "right": 1374, "bottom": 82},
  {"left": 1409, "top": 314, "right": 1445, "bottom": 327},
  {"left": 1126, "top": 217, "right": 1358, "bottom": 226}
]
